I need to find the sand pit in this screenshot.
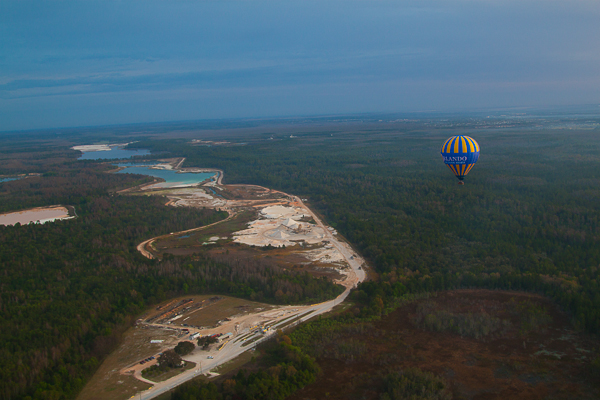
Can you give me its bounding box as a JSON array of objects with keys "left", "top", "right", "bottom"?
[
  {"left": 302, "top": 247, "right": 346, "bottom": 263},
  {"left": 71, "top": 144, "right": 113, "bottom": 152},
  {"left": 260, "top": 205, "right": 307, "bottom": 220},
  {"left": 233, "top": 214, "right": 326, "bottom": 248},
  {"left": 160, "top": 188, "right": 226, "bottom": 208},
  {"left": 232, "top": 205, "right": 347, "bottom": 268},
  {"left": 0, "top": 206, "right": 74, "bottom": 226},
  {"left": 71, "top": 143, "right": 131, "bottom": 152}
]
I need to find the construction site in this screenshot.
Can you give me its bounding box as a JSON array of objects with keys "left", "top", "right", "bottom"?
[{"left": 76, "top": 160, "right": 366, "bottom": 400}]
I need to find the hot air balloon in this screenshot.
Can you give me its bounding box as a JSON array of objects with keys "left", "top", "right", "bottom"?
[{"left": 441, "top": 135, "right": 479, "bottom": 184}]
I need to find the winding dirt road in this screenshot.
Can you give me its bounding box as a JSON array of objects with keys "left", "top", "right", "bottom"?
[{"left": 130, "top": 169, "right": 366, "bottom": 399}]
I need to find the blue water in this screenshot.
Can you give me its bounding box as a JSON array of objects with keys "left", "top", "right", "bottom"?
[
  {"left": 116, "top": 164, "right": 216, "bottom": 189},
  {"left": 178, "top": 234, "right": 191, "bottom": 239},
  {"left": 206, "top": 187, "right": 223, "bottom": 198},
  {"left": 78, "top": 148, "right": 150, "bottom": 160},
  {"left": 0, "top": 177, "right": 21, "bottom": 183}
]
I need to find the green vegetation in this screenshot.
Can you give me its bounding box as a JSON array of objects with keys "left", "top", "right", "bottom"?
[
  {"left": 198, "top": 336, "right": 218, "bottom": 350},
  {"left": 143, "top": 352, "right": 195, "bottom": 383},
  {"left": 3, "top": 115, "right": 600, "bottom": 399},
  {"left": 142, "top": 361, "right": 194, "bottom": 383},
  {"left": 414, "top": 301, "right": 511, "bottom": 340},
  {"left": 174, "top": 341, "right": 195, "bottom": 356},
  {"left": 289, "top": 292, "right": 432, "bottom": 359},
  {"left": 158, "top": 350, "right": 184, "bottom": 369},
  {"left": 171, "top": 341, "right": 319, "bottom": 400},
  {"left": 508, "top": 299, "right": 552, "bottom": 335},
  {"left": 0, "top": 145, "right": 342, "bottom": 399},
  {"left": 381, "top": 368, "right": 452, "bottom": 400},
  {"left": 131, "top": 123, "right": 600, "bottom": 334}
]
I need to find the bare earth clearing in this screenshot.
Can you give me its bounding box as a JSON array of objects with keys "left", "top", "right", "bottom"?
[
  {"left": 0, "top": 205, "right": 75, "bottom": 226},
  {"left": 79, "top": 158, "right": 366, "bottom": 400}
]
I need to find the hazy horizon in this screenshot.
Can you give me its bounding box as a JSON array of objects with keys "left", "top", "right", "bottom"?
[
  {"left": 2, "top": 0, "right": 599, "bottom": 131},
  {"left": 2, "top": 103, "right": 600, "bottom": 135}
]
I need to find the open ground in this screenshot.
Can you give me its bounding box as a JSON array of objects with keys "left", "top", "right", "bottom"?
[
  {"left": 0, "top": 205, "right": 76, "bottom": 226},
  {"left": 79, "top": 159, "right": 366, "bottom": 399}
]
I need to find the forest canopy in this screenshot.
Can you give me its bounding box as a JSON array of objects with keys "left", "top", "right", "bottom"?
[{"left": 1, "top": 115, "right": 600, "bottom": 399}]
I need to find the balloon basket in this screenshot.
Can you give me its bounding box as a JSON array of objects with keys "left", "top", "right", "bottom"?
[{"left": 458, "top": 181, "right": 465, "bottom": 185}]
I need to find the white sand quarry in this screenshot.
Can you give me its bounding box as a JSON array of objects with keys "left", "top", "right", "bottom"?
[
  {"left": 159, "top": 188, "right": 227, "bottom": 208},
  {"left": 301, "top": 246, "right": 346, "bottom": 264},
  {"left": 259, "top": 205, "right": 305, "bottom": 220},
  {"left": 0, "top": 206, "right": 74, "bottom": 226},
  {"left": 232, "top": 205, "right": 344, "bottom": 266},
  {"left": 71, "top": 143, "right": 131, "bottom": 152}
]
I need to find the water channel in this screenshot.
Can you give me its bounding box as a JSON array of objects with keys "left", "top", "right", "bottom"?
[{"left": 116, "top": 164, "right": 216, "bottom": 189}]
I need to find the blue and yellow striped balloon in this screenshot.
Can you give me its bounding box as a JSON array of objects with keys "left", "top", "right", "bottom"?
[{"left": 440, "top": 136, "right": 480, "bottom": 183}]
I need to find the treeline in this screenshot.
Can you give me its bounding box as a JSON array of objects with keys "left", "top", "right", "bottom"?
[
  {"left": 0, "top": 162, "right": 150, "bottom": 213},
  {"left": 171, "top": 341, "right": 319, "bottom": 400},
  {"left": 381, "top": 368, "right": 452, "bottom": 400},
  {"left": 170, "top": 340, "right": 451, "bottom": 400},
  {"left": 4, "top": 120, "right": 600, "bottom": 398},
  {"left": 0, "top": 168, "right": 342, "bottom": 400},
  {"left": 129, "top": 128, "right": 600, "bottom": 334}
]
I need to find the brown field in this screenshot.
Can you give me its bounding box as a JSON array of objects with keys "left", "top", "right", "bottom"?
[
  {"left": 79, "top": 295, "right": 274, "bottom": 400},
  {"left": 76, "top": 326, "right": 170, "bottom": 400},
  {"left": 206, "top": 244, "right": 346, "bottom": 280},
  {"left": 219, "top": 184, "right": 286, "bottom": 201},
  {"left": 289, "top": 290, "right": 599, "bottom": 400},
  {"left": 145, "top": 295, "right": 276, "bottom": 328}
]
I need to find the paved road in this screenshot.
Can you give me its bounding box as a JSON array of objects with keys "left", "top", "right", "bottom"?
[
  {"left": 136, "top": 230, "right": 364, "bottom": 398},
  {"left": 137, "top": 287, "right": 361, "bottom": 399},
  {"left": 131, "top": 176, "right": 365, "bottom": 399}
]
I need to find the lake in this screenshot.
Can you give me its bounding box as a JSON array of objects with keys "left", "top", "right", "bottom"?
[{"left": 116, "top": 164, "right": 216, "bottom": 189}]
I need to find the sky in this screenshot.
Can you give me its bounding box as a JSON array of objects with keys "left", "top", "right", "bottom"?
[{"left": 1, "top": 0, "right": 599, "bottom": 131}]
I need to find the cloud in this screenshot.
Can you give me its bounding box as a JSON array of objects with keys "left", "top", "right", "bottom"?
[{"left": 1, "top": 0, "right": 599, "bottom": 130}]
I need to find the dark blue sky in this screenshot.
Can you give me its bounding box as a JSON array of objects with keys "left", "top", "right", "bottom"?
[{"left": 1, "top": 1, "right": 599, "bottom": 131}]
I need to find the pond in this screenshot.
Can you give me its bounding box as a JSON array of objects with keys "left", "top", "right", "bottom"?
[
  {"left": 73, "top": 144, "right": 150, "bottom": 160},
  {"left": 0, "top": 177, "right": 21, "bottom": 183},
  {"left": 116, "top": 164, "right": 216, "bottom": 189}
]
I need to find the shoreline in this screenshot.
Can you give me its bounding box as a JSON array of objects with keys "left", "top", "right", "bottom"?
[{"left": 113, "top": 157, "right": 222, "bottom": 191}]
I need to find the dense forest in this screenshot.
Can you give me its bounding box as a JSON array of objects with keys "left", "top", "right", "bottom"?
[
  {"left": 2, "top": 115, "right": 600, "bottom": 399},
  {"left": 171, "top": 338, "right": 320, "bottom": 400},
  {"left": 0, "top": 157, "right": 341, "bottom": 400},
  {"left": 130, "top": 121, "right": 600, "bottom": 334}
]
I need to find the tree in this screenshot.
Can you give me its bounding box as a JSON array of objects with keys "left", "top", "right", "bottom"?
[
  {"left": 174, "top": 341, "right": 195, "bottom": 356},
  {"left": 158, "top": 350, "right": 183, "bottom": 368},
  {"left": 198, "top": 336, "right": 218, "bottom": 350}
]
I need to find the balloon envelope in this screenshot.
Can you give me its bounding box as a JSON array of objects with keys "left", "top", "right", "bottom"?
[{"left": 441, "top": 136, "right": 480, "bottom": 181}]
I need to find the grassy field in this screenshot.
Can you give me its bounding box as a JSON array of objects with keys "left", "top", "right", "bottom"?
[
  {"left": 75, "top": 326, "right": 169, "bottom": 400},
  {"left": 154, "top": 210, "right": 256, "bottom": 254},
  {"left": 178, "top": 296, "right": 275, "bottom": 328},
  {"left": 142, "top": 361, "right": 196, "bottom": 383}
]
